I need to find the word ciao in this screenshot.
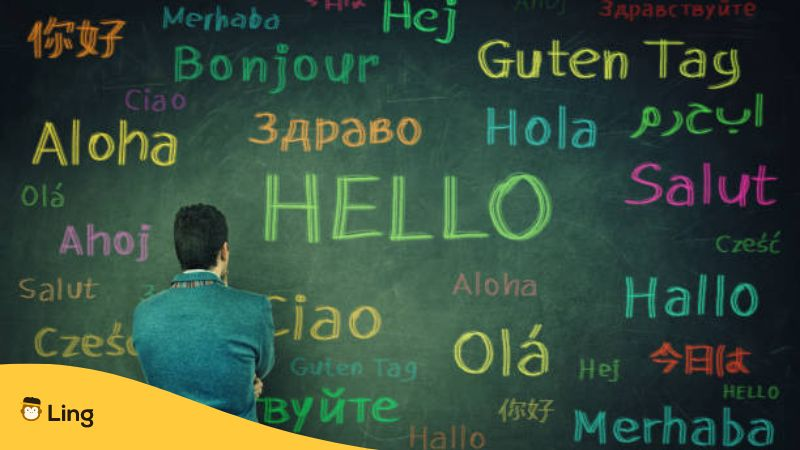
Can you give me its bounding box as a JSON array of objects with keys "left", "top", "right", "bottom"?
[
  {"left": 453, "top": 324, "right": 548, "bottom": 377},
  {"left": 716, "top": 231, "right": 781, "bottom": 255},
  {"left": 175, "top": 44, "right": 379, "bottom": 95},
  {"left": 451, "top": 272, "right": 537, "bottom": 298},
  {"left": 625, "top": 163, "right": 777, "bottom": 207},
  {"left": 34, "top": 322, "right": 136, "bottom": 358},
  {"left": 260, "top": 388, "right": 399, "bottom": 432},
  {"left": 269, "top": 294, "right": 381, "bottom": 341},
  {"left": 478, "top": 39, "right": 740, "bottom": 89},
  {"left": 631, "top": 93, "right": 763, "bottom": 138},
  {"left": 625, "top": 274, "right": 758, "bottom": 319},
  {"left": 163, "top": 6, "right": 279, "bottom": 32},
  {"left": 32, "top": 120, "right": 177, "bottom": 167},
  {"left": 19, "top": 277, "right": 98, "bottom": 302},
  {"left": 249, "top": 113, "right": 422, "bottom": 151},
  {"left": 124, "top": 88, "right": 187, "bottom": 112},
  {"left": 290, "top": 357, "right": 417, "bottom": 382},
  {"left": 409, "top": 424, "right": 486, "bottom": 450},
  {"left": 574, "top": 406, "right": 773, "bottom": 447},
  {"left": 60, "top": 224, "right": 150, "bottom": 262},
  {"left": 383, "top": 0, "right": 457, "bottom": 45},
  {"left": 20, "top": 182, "right": 64, "bottom": 208},
  {"left": 599, "top": 1, "right": 757, "bottom": 22},
  {"left": 486, "top": 106, "right": 597, "bottom": 149},
  {"left": 264, "top": 173, "right": 552, "bottom": 243}
]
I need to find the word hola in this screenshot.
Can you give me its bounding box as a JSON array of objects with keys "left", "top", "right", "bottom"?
[
  {"left": 383, "top": 0, "right": 457, "bottom": 45},
  {"left": 32, "top": 120, "right": 178, "bottom": 167},
  {"left": 487, "top": 106, "right": 597, "bottom": 149},
  {"left": 60, "top": 224, "right": 151, "bottom": 262}
]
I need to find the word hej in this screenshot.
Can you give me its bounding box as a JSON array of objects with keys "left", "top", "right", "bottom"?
[
  {"left": 19, "top": 277, "right": 98, "bottom": 302},
  {"left": 487, "top": 106, "right": 596, "bottom": 149},
  {"left": 27, "top": 17, "right": 125, "bottom": 59},
  {"left": 650, "top": 342, "right": 750, "bottom": 378},
  {"left": 35, "top": 322, "right": 137, "bottom": 358},
  {"left": 574, "top": 406, "right": 774, "bottom": 447},
  {"left": 260, "top": 387, "right": 398, "bottom": 432},
  {"left": 290, "top": 357, "right": 417, "bottom": 382},
  {"left": 264, "top": 173, "right": 552, "bottom": 243},
  {"left": 624, "top": 274, "right": 759, "bottom": 319},
  {"left": 307, "top": 0, "right": 366, "bottom": 12},
  {"left": 579, "top": 357, "right": 620, "bottom": 383},
  {"left": 498, "top": 398, "right": 554, "bottom": 424},
  {"left": 249, "top": 113, "right": 422, "bottom": 151},
  {"left": 632, "top": 93, "right": 763, "bottom": 138},
  {"left": 163, "top": 6, "right": 279, "bottom": 32},
  {"left": 410, "top": 425, "right": 486, "bottom": 450},
  {"left": 174, "top": 44, "right": 379, "bottom": 95},
  {"left": 478, "top": 39, "right": 741, "bottom": 89},
  {"left": 382, "top": 0, "right": 456, "bottom": 45},
  {"left": 32, "top": 120, "right": 178, "bottom": 167},
  {"left": 451, "top": 272, "right": 537, "bottom": 298},
  {"left": 453, "top": 324, "right": 548, "bottom": 377},
  {"left": 626, "top": 163, "right": 777, "bottom": 208},
  {"left": 60, "top": 224, "right": 150, "bottom": 262},
  {"left": 599, "top": 1, "right": 757, "bottom": 22}
]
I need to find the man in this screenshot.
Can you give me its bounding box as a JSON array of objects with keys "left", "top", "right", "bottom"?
[{"left": 133, "top": 204, "right": 275, "bottom": 422}]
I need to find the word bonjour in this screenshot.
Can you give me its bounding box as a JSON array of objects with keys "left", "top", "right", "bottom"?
[
  {"left": 174, "top": 44, "right": 379, "bottom": 95},
  {"left": 624, "top": 274, "right": 758, "bottom": 319},
  {"left": 264, "top": 173, "right": 552, "bottom": 243},
  {"left": 34, "top": 322, "right": 136, "bottom": 358},
  {"left": 451, "top": 272, "right": 537, "bottom": 298},
  {"left": 291, "top": 357, "right": 417, "bottom": 382},
  {"left": 31, "top": 120, "right": 177, "bottom": 167},
  {"left": 574, "top": 406, "right": 773, "bottom": 447},
  {"left": 478, "top": 39, "right": 741, "bottom": 89},
  {"left": 19, "top": 277, "right": 98, "bottom": 302},
  {"left": 60, "top": 224, "right": 150, "bottom": 262},
  {"left": 249, "top": 113, "right": 422, "bottom": 151}
]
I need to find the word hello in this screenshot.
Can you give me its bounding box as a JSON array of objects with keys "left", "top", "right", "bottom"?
[
  {"left": 264, "top": 173, "right": 552, "bottom": 243},
  {"left": 574, "top": 406, "right": 774, "bottom": 446},
  {"left": 59, "top": 224, "right": 150, "bottom": 262},
  {"left": 486, "top": 106, "right": 596, "bottom": 149},
  {"left": 383, "top": 0, "right": 457, "bottom": 45},
  {"left": 163, "top": 5, "right": 279, "bottom": 32},
  {"left": 19, "top": 277, "right": 98, "bottom": 302},
  {"left": 124, "top": 88, "right": 187, "bottom": 112},
  {"left": 451, "top": 272, "right": 537, "bottom": 297},
  {"left": 625, "top": 274, "right": 758, "bottom": 319},
  {"left": 723, "top": 384, "right": 780, "bottom": 400},
  {"left": 409, "top": 424, "right": 486, "bottom": 450},
  {"left": 32, "top": 120, "right": 177, "bottom": 167}
]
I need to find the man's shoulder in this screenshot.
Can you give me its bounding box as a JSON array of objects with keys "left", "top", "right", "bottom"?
[{"left": 221, "top": 286, "right": 270, "bottom": 309}]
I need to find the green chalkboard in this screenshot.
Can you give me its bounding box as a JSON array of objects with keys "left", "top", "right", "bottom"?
[{"left": 2, "top": 1, "right": 797, "bottom": 448}]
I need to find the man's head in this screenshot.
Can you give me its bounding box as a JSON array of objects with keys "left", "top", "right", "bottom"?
[{"left": 174, "top": 204, "right": 229, "bottom": 277}]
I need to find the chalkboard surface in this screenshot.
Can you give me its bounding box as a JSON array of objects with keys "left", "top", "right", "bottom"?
[{"left": 2, "top": 1, "right": 798, "bottom": 448}]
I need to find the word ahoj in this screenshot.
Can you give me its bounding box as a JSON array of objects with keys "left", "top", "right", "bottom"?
[
  {"left": 35, "top": 321, "right": 137, "bottom": 358},
  {"left": 383, "top": 0, "right": 456, "bottom": 45},
  {"left": 307, "top": 0, "right": 366, "bottom": 12},
  {"left": 451, "top": 272, "right": 537, "bottom": 298},
  {"left": 20, "top": 182, "right": 64, "bottom": 208},
  {"left": 264, "top": 173, "right": 552, "bottom": 243},
  {"left": 625, "top": 162, "right": 777, "bottom": 207},
  {"left": 269, "top": 293, "right": 381, "bottom": 341},
  {"left": 60, "top": 224, "right": 150, "bottom": 262},
  {"left": 578, "top": 357, "right": 620, "bottom": 382},
  {"left": 715, "top": 231, "right": 781, "bottom": 255},
  {"left": 498, "top": 398, "right": 554, "bottom": 424},
  {"left": 125, "top": 88, "right": 187, "bottom": 112},
  {"left": 174, "top": 44, "right": 379, "bottom": 95},
  {"left": 574, "top": 406, "right": 774, "bottom": 446},
  {"left": 631, "top": 92, "right": 763, "bottom": 138},
  {"left": 27, "top": 17, "right": 125, "bottom": 59},
  {"left": 409, "top": 425, "right": 486, "bottom": 450},
  {"left": 650, "top": 342, "right": 750, "bottom": 377},
  {"left": 624, "top": 274, "right": 758, "bottom": 319},
  {"left": 32, "top": 120, "right": 178, "bottom": 167},
  {"left": 163, "top": 5, "right": 279, "bottom": 32},
  {"left": 19, "top": 277, "right": 99, "bottom": 302},
  {"left": 514, "top": 0, "right": 566, "bottom": 16},
  {"left": 453, "top": 324, "right": 548, "bottom": 377},
  {"left": 486, "top": 106, "right": 597, "bottom": 149}
]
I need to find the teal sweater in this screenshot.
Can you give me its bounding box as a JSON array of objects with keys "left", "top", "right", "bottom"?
[{"left": 132, "top": 271, "right": 275, "bottom": 421}]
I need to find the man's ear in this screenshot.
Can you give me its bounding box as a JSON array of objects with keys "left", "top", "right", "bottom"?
[{"left": 220, "top": 241, "right": 229, "bottom": 261}]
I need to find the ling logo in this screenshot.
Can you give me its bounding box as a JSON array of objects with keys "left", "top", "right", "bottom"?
[{"left": 20, "top": 396, "right": 94, "bottom": 428}]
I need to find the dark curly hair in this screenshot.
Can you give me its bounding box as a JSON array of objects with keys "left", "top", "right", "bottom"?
[{"left": 174, "top": 204, "right": 228, "bottom": 270}]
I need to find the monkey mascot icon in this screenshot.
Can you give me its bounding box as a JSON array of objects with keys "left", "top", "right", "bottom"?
[{"left": 22, "top": 397, "right": 42, "bottom": 421}]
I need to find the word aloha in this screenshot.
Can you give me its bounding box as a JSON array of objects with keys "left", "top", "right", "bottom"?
[{"left": 27, "top": 17, "right": 124, "bottom": 59}]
